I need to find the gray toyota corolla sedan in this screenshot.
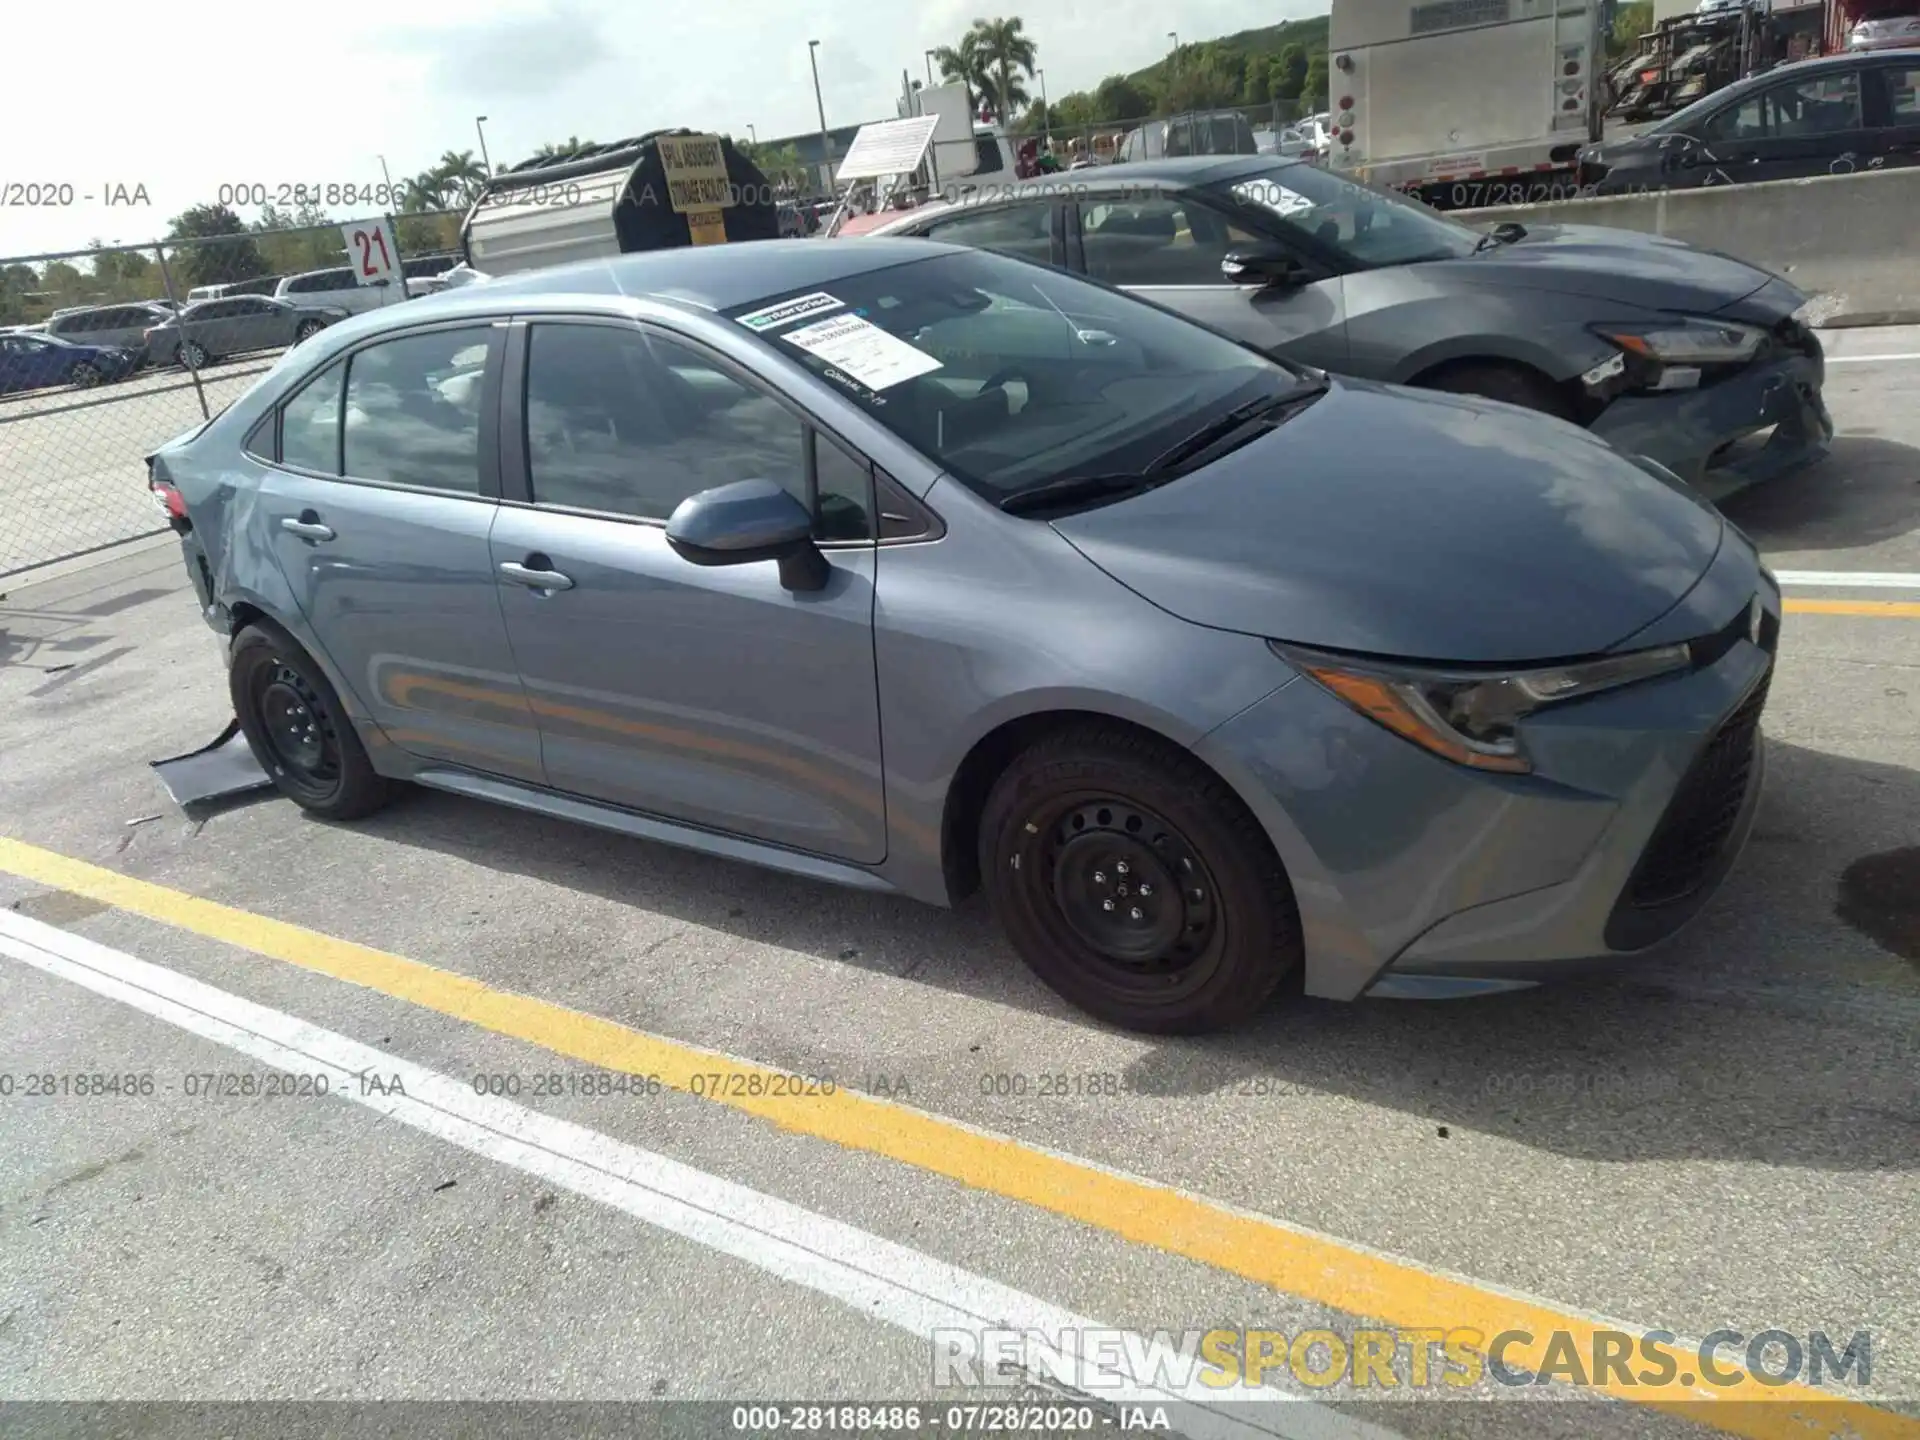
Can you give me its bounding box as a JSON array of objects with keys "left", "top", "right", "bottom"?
[
  {"left": 864, "top": 157, "right": 1833, "bottom": 502},
  {"left": 149, "top": 238, "right": 1780, "bottom": 1034}
]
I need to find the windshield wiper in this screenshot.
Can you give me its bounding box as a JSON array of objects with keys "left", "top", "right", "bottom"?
[
  {"left": 999, "top": 473, "right": 1163, "bottom": 516},
  {"left": 1143, "top": 388, "right": 1319, "bottom": 476}
]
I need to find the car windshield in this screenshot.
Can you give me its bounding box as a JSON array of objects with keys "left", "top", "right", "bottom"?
[
  {"left": 1205, "top": 162, "right": 1482, "bottom": 266},
  {"left": 722, "top": 249, "right": 1311, "bottom": 504}
]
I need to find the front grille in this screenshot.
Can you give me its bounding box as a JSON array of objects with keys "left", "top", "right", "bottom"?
[{"left": 1624, "top": 669, "right": 1770, "bottom": 909}]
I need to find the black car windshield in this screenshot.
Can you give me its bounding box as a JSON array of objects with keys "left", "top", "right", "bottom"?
[
  {"left": 1204, "top": 162, "right": 1481, "bottom": 266},
  {"left": 723, "top": 249, "right": 1311, "bottom": 504}
]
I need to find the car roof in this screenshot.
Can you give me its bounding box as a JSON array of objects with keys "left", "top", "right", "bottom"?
[{"left": 448, "top": 237, "right": 969, "bottom": 313}]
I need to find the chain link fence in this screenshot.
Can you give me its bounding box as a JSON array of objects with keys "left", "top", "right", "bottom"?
[{"left": 0, "top": 210, "right": 462, "bottom": 580}]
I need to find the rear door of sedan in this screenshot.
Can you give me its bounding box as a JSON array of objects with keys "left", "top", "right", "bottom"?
[
  {"left": 219, "top": 296, "right": 291, "bottom": 354},
  {"left": 486, "top": 314, "right": 890, "bottom": 864},
  {"left": 1864, "top": 56, "right": 1920, "bottom": 169},
  {"left": 248, "top": 319, "right": 546, "bottom": 783}
]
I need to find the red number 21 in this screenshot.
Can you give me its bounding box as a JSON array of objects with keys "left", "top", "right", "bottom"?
[{"left": 354, "top": 229, "right": 393, "bottom": 277}]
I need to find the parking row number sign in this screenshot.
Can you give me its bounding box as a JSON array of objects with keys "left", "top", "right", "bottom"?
[{"left": 341, "top": 219, "right": 400, "bottom": 287}]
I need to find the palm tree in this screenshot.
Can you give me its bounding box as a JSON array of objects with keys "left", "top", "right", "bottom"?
[
  {"left": 970, "top": 16, "right": 1038, "bottom": 126},
  {"left": 932, "top": 33, "right": 990, "bottom": 118},
  {"left": 433, "top": 150, "right": 490, "bottom": 206},
  {"left": 532, "top": 136, "right": 595, "bottom": 160}
]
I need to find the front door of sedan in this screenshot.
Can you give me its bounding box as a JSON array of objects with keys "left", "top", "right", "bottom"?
[
  {"left": 1695, "top": 69, "right": 1875, "bottom": 183},
  {"left": 1069, "top": 192, "right": 1350, "bottom": 372},
  {"left": 256, "top": 321, "right": 546, "bottom": 784},
  {"left": 488, "top": 317, "right": 888, "bottom": 864}
]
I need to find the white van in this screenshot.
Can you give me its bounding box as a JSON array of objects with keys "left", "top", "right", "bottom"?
[{"left": 274, "top": 266, "right": 400, "bottom": 315}]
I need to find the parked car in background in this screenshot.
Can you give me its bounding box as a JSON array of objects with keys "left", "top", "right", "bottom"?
[
  {"left": 45, "top": 302, "right": 174, "bottom": 365},
  {"left": 1848, "top": 9, "right": 1920, "bottom": 49},
  {"left": 144, "top": 295, "right": 348, "bottom": 368},
  {"left": 1578, "top": 50, "right": 1920, "bottom": 191},
  {"left": 1116, "top": 110, "right": 1262, "bottom": 162},
  {"left": 149, "top": 239, "right": 1780, "bottom": 1033},
  {"left": 864, "top": 154, "right": 1831, "bottom": 499},
  {"left": 401, "top": 253, "right": 462, "bottom": 298},
  {"left": 186, "top": 276, "right": 287, "bottom": 303},
  {"left": 276, "top": 266, "right": 398, "bottom": 315},
  {"left": 0, "top": 331, "right": 141, "bottom": 393}
]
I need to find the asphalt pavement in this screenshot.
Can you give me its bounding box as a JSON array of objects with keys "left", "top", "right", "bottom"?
[{"left": 1, "top": 328, "right": 1916, "bottom": 1440}]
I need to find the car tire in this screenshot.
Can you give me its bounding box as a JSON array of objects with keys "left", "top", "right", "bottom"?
[
  {"left": 230, "top": 622, "right": 391, "bottom": 822},
  {"left": 180, "top": 340, "right": 211, "bottom": 370},
  {"left": 1421, "top": 360, "right": 1572, "bottom": 421},
  {"left": 294, "top": 319, "right": 323, "bottom": 342},
  {"left": 70, "top": 362, "right": 102, "bottom": 388},
  {"left": 978, "top": 724, "right": 1302, "bottom": 1034}
]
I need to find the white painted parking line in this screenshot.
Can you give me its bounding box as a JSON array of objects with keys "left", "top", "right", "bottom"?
[
  {"left": 1771, "top": 571, "right": 1920, "bottom": 590},
  {"left": 1825, "top": 353, "right": 1920, "bottom": 365},
  {"left": 0, "top": 908, "right": 1397, "bottom": 1440}
]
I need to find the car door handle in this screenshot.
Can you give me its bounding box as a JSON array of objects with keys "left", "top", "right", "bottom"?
[
  {"left": 498, "top": 560, "right": 574, "bottom": 591},
  {"left": 280, "top": 517, "right": 335, "bottom": 541}
]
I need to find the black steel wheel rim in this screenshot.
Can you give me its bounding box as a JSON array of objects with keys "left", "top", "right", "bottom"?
[
  {"left": 252, "top": 660, "right": 341, "bottom": 800},
  {"left": 1007, "top": 792, "right": 1224, "bottom": 1003}
]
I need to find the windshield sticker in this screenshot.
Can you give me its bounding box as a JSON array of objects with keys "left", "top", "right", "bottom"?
[
  {"left": 1231, "top": 180, "right": 1316, "bottom": 218},
  {"left": 780, "top": 313, "right": 942, "bottom": 391},
  {"left": 735, "top": 291, "right": 845, "bottom": 332}
]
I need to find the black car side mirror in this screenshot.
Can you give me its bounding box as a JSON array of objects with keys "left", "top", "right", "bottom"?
[
  {"left": 665, "top": 479, "right": 828, "bottom": 593},
  {"left": 1222, "top": 246, "right": 1305, "bottom": 289}
]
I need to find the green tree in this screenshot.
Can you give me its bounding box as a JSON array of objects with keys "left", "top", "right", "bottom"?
[
  {"left": 969, "top": 16, "right": 1038, "bottom": 125},
  {"left": 932, "top": 32, "right": 990, "bottom": 118},
  {"left": 1092, "top": 74, "right": 1153, "bottom": 122},
  {"left": 741, "top": 140, "right": 807, "bottom": 187},
  {"left": 1302, "top": 52, "right": 1330, "bottom": 109},
  {"left": 165, "top": 203, "right": 268, "bottom": 287},
  {"left": 1608, "top": 0, "right": 1654, "bottom": 57},
  {"left": 531, "top": 136, "right": 595, "bottom": 161},
  {"left": 1272, "top": 44, "right": 1309, "bottom": 101},
  {"left": 87, "top": 240, "right": 152, "bottom": 288}
]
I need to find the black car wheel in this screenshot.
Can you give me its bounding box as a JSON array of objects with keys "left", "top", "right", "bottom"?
[
  {"left": 294, "top": 319, "right": 323, "bottom": 342},
  {"left": 180, "top": 340, "right": 211, "bottom": 369},
  {"left": 1421, "top": 360, "right": 1573, "bottom": 421},
  {"left": 980, "top": 724, "right": 1302, "bottom": 1033},
  {"left": 70, "top": 362, "right": 102, "bottom": 388},
  {"left": 230, "top": 623, "right": 391, "bottom": 821}
]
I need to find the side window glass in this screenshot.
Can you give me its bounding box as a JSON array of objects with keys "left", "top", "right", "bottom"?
[
  {"left": 813, "top": 433, "right": 873, "bottom": 542},
  {"left": 1703, "top": 95, "right": 1766, "bottom": 142},
  {"left": 279, "top": 361, "right": 345, "bottom": 473},
  {"left": 341, "top": 328, "right": 490, "bottom": 492},
  {"left": 244, "top": 410, "right": 277, "bottom": 462},
  {"left": 925, "top": 205, "right": 1053, "bottom": 264},
  {"left": 1081, "top": 197, "right": 1247, "bottom": 286},
  {"left": 1885, "top": 66, "right": 1920, "bottom": 119},
  {"left": 524, "top": 324, "right": 807, "bottom": 521},
  {"left": 1771, "top": 73, "right": 1862, "bottom": 136}
]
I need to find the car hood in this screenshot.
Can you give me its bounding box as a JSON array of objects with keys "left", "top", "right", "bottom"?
[
  {"left": 1436, "top": 223, "right": 1779, "bottom": 315},
  {"left": 1051, "top": 379, "right": 1726, "bottom": 664}
]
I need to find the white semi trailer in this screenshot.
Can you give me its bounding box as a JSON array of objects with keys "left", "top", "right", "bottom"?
[{"left": 1325, "top": 0, "right": 1607, "bottom": 208}]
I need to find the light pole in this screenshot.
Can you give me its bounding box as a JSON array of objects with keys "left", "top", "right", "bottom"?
[
  {"left": 748, "top": 124, "right": 759, "bottom": 144},
  {"left": 376, "top": 154, "right": 394, "bottom": 202},
  {"left": 924, "top": 49, "right": 937, "bottom": 88},
  {"left": 1038, "top": 68, "right": 1051, "bottom": 145},
  {"left": 1167, "top": 32, "right": 1180, "bottom": 77},
  {"left": 474, "top": 115, "right": 494, "bottom": 175},
  {"left": 808, "top": 40, "right": 833, "bottom": 194}
]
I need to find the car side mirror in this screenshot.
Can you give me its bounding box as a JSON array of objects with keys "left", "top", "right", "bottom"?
[
  {"left": 1222, "top": 247, "right": 1305, "bottom": 289},
  {"left": 665, "top": 479, "right": 828, "bottom": 593}
]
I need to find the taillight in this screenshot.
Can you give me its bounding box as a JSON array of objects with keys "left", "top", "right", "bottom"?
[{"left": 149, "top": 477, "right": 188, "bottom": 520}]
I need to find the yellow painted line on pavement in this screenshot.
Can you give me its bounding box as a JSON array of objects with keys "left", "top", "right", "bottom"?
[
  {"left": 1784, "top": 599, "right": 1920, "bottom": 619},
  {"left": 0, "top": 834, "right": 1912, "bottom": 1440}
]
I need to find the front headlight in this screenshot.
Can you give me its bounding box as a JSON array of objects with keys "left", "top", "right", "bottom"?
[
  {"left": 1271, "top": 641, "right": 1694, "bottom": 774},
  {"left": 1593, "top": 318, "right": 1768, "bottom": 367}
]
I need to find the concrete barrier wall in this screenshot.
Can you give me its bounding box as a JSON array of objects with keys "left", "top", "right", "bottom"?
[{"left": 1454, "top": 166, "right": 1920, "bottom": 328}]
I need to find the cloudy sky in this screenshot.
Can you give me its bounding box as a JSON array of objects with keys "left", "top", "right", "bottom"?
[{"left": 0, "top": 0, "right": 1322, "bottom": 260}]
